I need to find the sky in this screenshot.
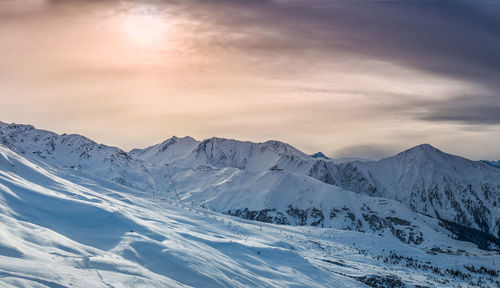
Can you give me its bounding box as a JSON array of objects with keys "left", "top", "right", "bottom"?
[{"left": 1, "top": 0, "right": 499, "bottom": 160}]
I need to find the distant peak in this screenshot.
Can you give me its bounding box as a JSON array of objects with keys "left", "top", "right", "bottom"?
[
  {"left": 262, "top": 140, "right": 291, "bottom": 150},
  {"left": 392, "top": 143, "right": 450, "bottom": 161},
  {"left": 161, "top": 135, "right": 197, "bottom": 143},
  {"left": 407, "top": 143, "right": 441, "bottom": 153},
  {"left": 174, "top": 136, "right": 198, "bottom": 144},
  {"left": 414, "top": 143, "right": 435, "bottom": 149},
  {"left": 150, "top": 136, "right": 198, "bottom": 152},
  {"left": 311, "top": 152, "right": 329, "bottom": 159},
  {"left": 194, "top": 137, "right": 308, "bottom": 158},
  {"left": 262, "top": 140, "right": 299, "bottom": 150},
  {"left": 162, "top": 136, "right": 178, "bottom": 145}
]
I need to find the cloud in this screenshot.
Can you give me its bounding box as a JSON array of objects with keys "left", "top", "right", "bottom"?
[
  {"left": 182, "top": 0, "right": 500, "bottom": 80},
  {"left": 332, "top": 144, "right": 398, "bottom": 160},
  {"left": 2, "top": 0, "right": 500, "bottom": 159},
  {"left": 0, "top": 0, "right": 47, "bottom": 14},
  {"left": 171, "top": 0, "right": 500, "bottom": 126},
  {"left": 14, "top": 0, "right": 500, "bottom": 86},
  {"left": 413, "top": 94, "right": 500, "bottom": 125},
  {"left": 17, "top": 0, "right": 500, "bottom": 93}
]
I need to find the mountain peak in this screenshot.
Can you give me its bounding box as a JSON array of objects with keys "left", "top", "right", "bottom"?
[
  {"left": 184, "top": 137, "right": 310, "bottom": 170},
  {"left": 311, "top": 152, "right": 329, "bottom": 159},
  {"left": 411, "top": 143, "right": 439, "bottom": 151},
  {"left": 157, "top": 136, "right": 197, "bottom": 151},
  {"left": 162, "top": 135, "right": 196, "bottom": 141},
  {"left": 196, "top": 137, "right": 306, "bottom": 156},
  {"left": 396, "top": 143, "right": 444, "bottom": 158},
  {"left": 383, "top": 143, "right": 460, "bottom": 169},
  {"left": 129, "top": 135, "right": 200, "bottom": 165}
]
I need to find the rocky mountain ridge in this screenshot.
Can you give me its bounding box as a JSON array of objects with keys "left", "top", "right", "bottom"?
[{"left": 1, "top": 121, "right": 499, "bottom": 250}]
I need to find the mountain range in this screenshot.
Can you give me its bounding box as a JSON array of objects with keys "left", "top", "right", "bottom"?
[{"left": 0, "top": 121, "right": 499, "bottom": 287}]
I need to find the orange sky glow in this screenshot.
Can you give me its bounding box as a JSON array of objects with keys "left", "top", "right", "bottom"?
[{"left": 1, "top": 0, "right": 500, "bottom": 159}]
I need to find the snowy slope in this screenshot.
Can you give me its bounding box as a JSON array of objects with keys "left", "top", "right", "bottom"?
[
  {"left": 0, "top": 122, "right": 130, "bottom": 167},
  {"left": 129, "top": 136, "right": 200, "bottom": 165},
  {"left": 0, "top": 144, "right": 499, "bottom": 287},
  {"left": 148, "top": 163, "right": 441, "bottom": 246},
  {"left": 174, "top": 137, "right": 312, "bottom": 172},
  {"left": 309, "top": 144, "right": 500, "bottom": 242},
  {"left": 2, "top": 121, "right": 500, "bottom": 251},
  {"left": 0, "top": 145, "right": 355, "bottom": 287},
  {"left": 0, "top": 122, "right": 155, "bottom": 191}
]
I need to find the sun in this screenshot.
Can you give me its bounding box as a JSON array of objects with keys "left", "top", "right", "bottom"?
[{"left": 122, "top": 8, "right": 168, "bottom": 47}]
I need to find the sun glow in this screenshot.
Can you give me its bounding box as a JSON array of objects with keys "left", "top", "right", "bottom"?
[{"left": 122, "top": 8, "right": 168, "bottom": 47}]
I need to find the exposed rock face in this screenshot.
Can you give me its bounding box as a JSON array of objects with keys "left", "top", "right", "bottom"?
[
  {"left": 311, "top": 152, "right": 329, "bottom": 159},
  {"left": 228, "top": 203, "right": 426, "bottom": 246},
  {"left": 226, "top": 208, "right": 290, "bottom": 225},
  {"left": 356, "top": 275, "right": 406, "bottom": 288},
  {"left": 438, "top": 219, "right": 500, "bottom": 251}
]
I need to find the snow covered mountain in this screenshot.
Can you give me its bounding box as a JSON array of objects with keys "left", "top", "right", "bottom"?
[
  {"left": 309, "top": 144, "right": 500, "bottom": 247},
  {"left": 2, "top": 122, "right": 500, "bottom": 250},
  {"left": 0, "top": 144, "right": 359, "bottom": 287},
  {"left": 129, "top": 136, "right": 200, "bottom": 165},
  {"left": 0, "top": 122, "right": 155, "bottom": 191},
  {"left": 1, "top": 139, "right": 499, "bottom": 287},
  {"left": 148, "top": 162, "right": 436, "bottom": 245},
  {"left": 173, "top": 137, "right": 312, "bottom": 172}
]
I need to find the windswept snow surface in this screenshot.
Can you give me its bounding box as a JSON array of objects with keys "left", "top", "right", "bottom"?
[
  {"left": 0, "top": 145, "right": 354, "bottom": 287},
  {"left": 0, "top": 122, "right": 500, "bottom": 287},
  {"left": 0, "top": 145, "right": 499, "bottom": 287},
  {"left": 1, "top": 123, "right": 499, "bottom": 242}
]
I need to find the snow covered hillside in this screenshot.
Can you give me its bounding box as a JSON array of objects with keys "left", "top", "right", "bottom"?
[
  {"left": 1, "top": 121, "right": 500, "bottom": 286},
  {"left": 171, "top": 137, "right": 312, "bottom": 172},
  {"left": 0, "top": 122, "right": 155, "bottom": 191},
  {"left": 0, "top": 143, "right": 499, "bottom": 287},
  {"left": 2, "top": 122, "right": 500, "bottom": 250},
  {"left": 309, "top": 144, "right": 500, "bottom": 246},
  {"left": 2, "top": 122, "right": 500, "bottom": 249},
  {"left": 129, "top": 136, "right": 200, "bottom": 165}
]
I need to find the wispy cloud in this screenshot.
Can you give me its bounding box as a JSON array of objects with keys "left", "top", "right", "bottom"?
[{"left": 1, "top": 0, "right": 500, "bottom": 159}]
